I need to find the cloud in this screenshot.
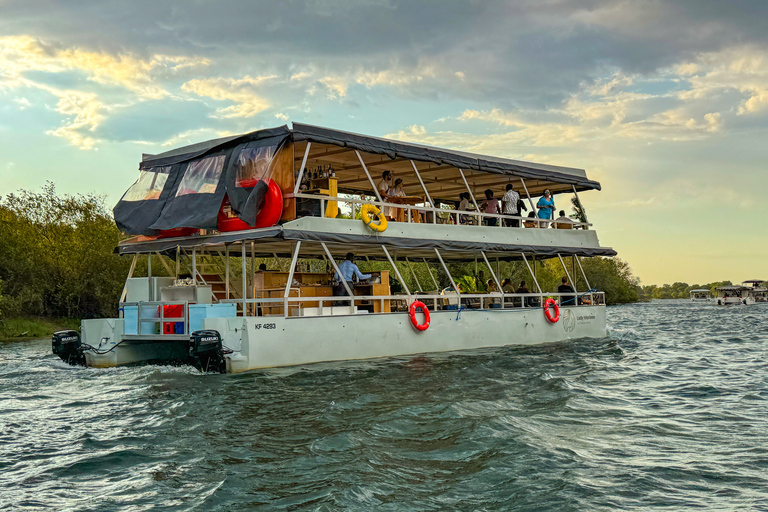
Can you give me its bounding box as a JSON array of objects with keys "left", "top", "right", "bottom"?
[
  {"left": 318, "top": 76, "right": 348, "bottom": 99},
  {"left": 181, "top": 75, "right": 275, "bottom": 118}
]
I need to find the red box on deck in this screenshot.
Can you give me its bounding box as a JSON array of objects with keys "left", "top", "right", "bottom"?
[{"left": 162, "top": 304, "right": 184, "bottom": 334}]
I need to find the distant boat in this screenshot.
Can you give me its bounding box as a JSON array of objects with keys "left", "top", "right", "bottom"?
[
  {"left": 715, "top": 280, "right": 767, "bottom": 305},
  {"left": 689, "top": 289, "right": 712, "bottom": 302}
]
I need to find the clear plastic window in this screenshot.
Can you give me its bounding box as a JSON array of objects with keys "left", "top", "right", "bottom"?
[
  {"left": 176, "top": 156, "right": 226, "bottom": 197},
  {"left": 235, "top": 145, "right": 276, "bottom": 187},
  {"left": 122, "top": 166, "right": 170, "bottom": 201}
]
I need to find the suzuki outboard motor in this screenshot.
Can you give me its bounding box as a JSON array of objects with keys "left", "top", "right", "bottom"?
[
  {"left": 52, "top": 330, "right": 85, "bottom": 366},
  {"left": 189, "top": 330, "right": 226, "bottom": 373}
]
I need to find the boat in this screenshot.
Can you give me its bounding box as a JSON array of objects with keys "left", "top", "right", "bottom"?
[
  {"left": 743, "top": 280, "right": 768, "bottom": 303},
  {"left": 689, "top": 289, "right": 712, "bottom": 302},
  {"left": 713, "top": 280, "right": 767, "bottom": 306},
  {"left": 52, "top": 123, "right": 617, "bottom": 372}
]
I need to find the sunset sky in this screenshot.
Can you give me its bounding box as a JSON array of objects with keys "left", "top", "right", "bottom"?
[{"left": 1, "top": 0, "right": 767, "bottom": 285}]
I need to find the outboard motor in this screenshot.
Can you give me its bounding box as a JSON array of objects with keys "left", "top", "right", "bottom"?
[
  {"left": 189, "top": 330, "right": 226, "bottom": 373},
  {"left": 52, "top": 330, "right": 85, "bottom": 366}
]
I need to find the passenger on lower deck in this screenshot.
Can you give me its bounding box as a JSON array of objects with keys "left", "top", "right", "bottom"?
[
  {"left": 557, "top": 276, "right": 575, "bottom": 306},
  {"left": 333, "top": 253, "right": 372, "bottom": 304}
]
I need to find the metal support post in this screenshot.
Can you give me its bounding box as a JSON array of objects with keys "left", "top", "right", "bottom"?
[
  {"left": 175, "top": 246, "right": 180, "bottom": 278},
  {"left": 382, "top": 245, "right": 410, "bottom": 297},
  {"left": 405, "top": 257, "right": 423, "bottom": 292},
  {"left": 241, "top": 244, "right": 247, "bottom": 316},
  {"left": 575, "top": 256, "right": 591, "bottom": 290},
  {"left": 293, "top": 142, "right": 312, "bottom": 195},
  {"left": 423, "top": 257, "right": 440, "bottom": 291},
  {"left": 321, "top": 243, "right": 354, "bottom": 299},
  {"left": 119, "top": 254, "right": 139, "bottom": 303},
  {"left": 481, "top": 251, "right": 504, "bottom": 297},
  {"left": 284, "top": 242, "right": 302, "bottom": 316},
  {"left": 521, "top": 253, "right": 542, "bottom": 294},
  {"left": 225, "top": 245, "right": 230, "bottom": 300},
  {"left": 434, "top": 248, "right": 459, "bottom": 294},
  {"left": 356, "top": 150, "right": 383, "bottom": 202},
  {"left": 155, "top": 252, "right": 174, "bottom": 276},
  {"left": 520, "top": 178, "right": 537, "bottom": 215},
  {"left": 191, "top": 248, "right": 196, "bottom": 284},
  {"left": 557, "top": 253, "right": 576, "bottom": 291},
  {"left": 410, "top": 160, "right": 434, "bottom": 208}
]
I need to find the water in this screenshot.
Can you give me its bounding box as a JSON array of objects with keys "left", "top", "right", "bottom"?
[{"left": 2, "top": 301, "right": 768, "bottom": 511}]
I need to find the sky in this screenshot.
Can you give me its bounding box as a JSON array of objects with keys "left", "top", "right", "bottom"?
[{"left": 1, "top": 0, "right": 767, "bottom": 285}]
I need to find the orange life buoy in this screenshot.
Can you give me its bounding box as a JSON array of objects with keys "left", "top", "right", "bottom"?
[
  {"left": 409, "top": 301, "right": 430, "bottom": 332},
  {"left": 544, "top": 298, "right": 560, "bottom": 323},
  {"left": 218, "top": 179, "right": 284, "bottom": 231}
]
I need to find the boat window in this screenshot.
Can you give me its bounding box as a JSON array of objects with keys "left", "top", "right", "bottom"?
[
  {"left": 176, "top": 156, "right": 226, "bottom": 197},
  {"left": 235, "top": 145, "right": 276, "bottom": 188},
  {"left": 122, "top": 166, "right": 171, "bottom": 202}
]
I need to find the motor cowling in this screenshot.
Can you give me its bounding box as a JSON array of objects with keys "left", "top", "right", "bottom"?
[
  {"left": 52, "top": 330, "right": 85, "bottom": 366},
  {"left": 189, "top": 330, "right": 226, "bottom": 373}
]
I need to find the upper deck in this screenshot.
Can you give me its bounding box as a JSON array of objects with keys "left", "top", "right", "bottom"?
[{"left": 115, "top": 122, "right": 613, "bottom": 257}]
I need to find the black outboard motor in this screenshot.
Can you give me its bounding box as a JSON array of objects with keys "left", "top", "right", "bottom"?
[
  {"left": 189, "top": 330, "right": 227, "bottom": 373},
  {"left": 52, "top": 330, "right": 85, "bottom": 366}
]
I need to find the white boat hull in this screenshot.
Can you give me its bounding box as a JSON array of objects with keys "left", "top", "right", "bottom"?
[
  {"left": 81, "top": 305, "right": 607, "bottom": 371},
  {"left": 205, "top": 305, "right": 607, "bottom": 372}
]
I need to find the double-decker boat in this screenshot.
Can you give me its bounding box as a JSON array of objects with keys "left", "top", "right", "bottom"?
[
  {"left": 714, "top": 280, "right": 767, "bottom": 305},
  {"left": 52, "top": 123, "right": 616, "bottom": 372}
]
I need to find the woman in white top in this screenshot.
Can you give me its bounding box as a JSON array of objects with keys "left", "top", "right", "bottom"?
[
  {"left": 377, "top": 170, "right": 393, "bottom": 219},
  {"left": 390, "top": 178, "right": 406, "bottom": 221}
]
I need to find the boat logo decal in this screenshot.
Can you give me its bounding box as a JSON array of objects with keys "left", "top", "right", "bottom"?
[{"left": 562, "top": 309, "right": 576, "bottom": 332}]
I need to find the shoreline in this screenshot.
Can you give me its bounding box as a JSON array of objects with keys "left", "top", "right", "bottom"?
[{"left": 0, "top": 317, "right": 80, "bottom": 342}]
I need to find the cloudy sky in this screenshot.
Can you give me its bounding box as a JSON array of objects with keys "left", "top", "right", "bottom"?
[{"left": 1, "top": 0, "right": 767, "bottom": 285}]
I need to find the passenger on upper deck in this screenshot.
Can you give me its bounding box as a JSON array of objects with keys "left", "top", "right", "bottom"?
[
  {"left": 480, "top": 189, "right": 501, "bottom": 226},
  {"left": 377, "top": 171, "right": 393, "bottom": 219},
  {"left": 553, "top": 210, "right": 574, "bottom": 229},
  {"left": 390, "top": 178, "right": 406, "bottom": 221},
  {"left": 536, "top": 190, "right": 555, "bottom": 228},
  {"left": 458, "top": 192, "right": 475, "bottom": 225},
  {"left": 501, "top": 184, "right": 524, "bottom": 227},
  {"left": 524, "top": 211, "right": 538, "bottom": 228},
  {"left": 487, "top": 279, "right": 499, "bottom": 293}
]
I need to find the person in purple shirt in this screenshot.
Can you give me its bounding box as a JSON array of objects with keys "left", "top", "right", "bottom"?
[{"left": 480, "top": 189, "right": 500, "bottom": 226}]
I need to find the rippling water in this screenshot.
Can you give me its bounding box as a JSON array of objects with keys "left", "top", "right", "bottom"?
[{"left": 2, "top": 301, "right": 768, "bottom": 510}]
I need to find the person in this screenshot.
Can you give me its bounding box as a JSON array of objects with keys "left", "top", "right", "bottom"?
[
  {"left": 553, "top": 210, "right": 573, "bottom": 229},
  {"left": 333, "top": 253, "right": 372, "bottom": 304},
  {"left": 516, "top": 280, "right": 534, "bottom": 307},
  {"left": 390, "top": 178, "right": 406, "bottom": 221},
  {"left": 457, "top": 192, "right": 475, "bottom": 225},
  {"left": 480, "top": 189, "right": 500, "bottom": 226},
  {"left": 536, "top": 189, "right": 555, "bottom": 228},
  {"left": 524, "top": 211, "right": 538, "bottom": 228},
  {"left": 558, "top": 276, "right": 576, "bottom": 306},
  {"left": 501, "top": 184, "right": 521, "bottom": 227},
  {"left": 377, "top": 171, "right": 393, "bottom": 219},
  {"left": 487, "top": 279, "right": 499, "bottom": 293},
  {"left": 258, "top": 263, "right": 267, "bottom": 271},
  {"left": 501, "top": 278, "right": 515, "bottom": 293}
]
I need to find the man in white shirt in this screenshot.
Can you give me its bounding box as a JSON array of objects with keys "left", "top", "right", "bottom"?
[
  {"left": 501, "top": 184, "right": 521, "bottom": 227},
  {"left": 377, "top": 170, "right": 393, "bottom": 219}
]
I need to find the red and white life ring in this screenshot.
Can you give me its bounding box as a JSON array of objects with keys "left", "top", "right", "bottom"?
[
  {"left": 543, "top": 298, "right": 560, "bottom": 323},
  {"left": 409, "top": 301, "right": 430, "bottom": 332}
]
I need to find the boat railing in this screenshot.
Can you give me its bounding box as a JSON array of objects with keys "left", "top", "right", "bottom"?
[
  {"left": 219, "top": 291, "right": 606, "bottom": 318},
  {"left": 291, "top": 192, "right": 592, "bottom": 229},
  {"left": 119, "top": 301, "right": 189, "bottom": 336}
]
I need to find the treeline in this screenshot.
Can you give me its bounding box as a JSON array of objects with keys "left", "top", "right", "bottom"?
[
  {"left": 0, "top": 183, "right": 139, "bottom": 319},
  {"left": 636, "top": 281, "right": 764, "bottom": 301},
  {"left": 0, "top": 184, "right": 641, "bottom": 322}
]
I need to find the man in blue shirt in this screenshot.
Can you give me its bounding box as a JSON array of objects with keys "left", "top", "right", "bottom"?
[{"left": 333, "top": 253, "right": 372, "bottom": 301}]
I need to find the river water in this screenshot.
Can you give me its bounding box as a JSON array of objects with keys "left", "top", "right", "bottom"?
[{"left": 2, "top": 300, "right": 767, "bottom": 511}]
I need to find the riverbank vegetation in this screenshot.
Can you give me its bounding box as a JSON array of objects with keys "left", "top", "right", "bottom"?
[
  {"left": 636, "top": 281, "right": 767, "bottom": 301},
  {"left": 0, "top": 184, "right": 641, "bottom": 337}
]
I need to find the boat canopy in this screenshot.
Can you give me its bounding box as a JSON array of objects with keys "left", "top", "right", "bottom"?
[
  {"left": 690, "top": 289, "right": 710, "bottom": 293},
  {"left": 114, "top": 122, "right": 603, "bottom": 236},
  {"left": 116, "top": 224, "right": 617, "bottom": 262},
  {"left": 742, "top": 279, "right": 766, "bottom": 284},
  {"left": 716, "top": 285, "right": 746, "bottom": 291}
]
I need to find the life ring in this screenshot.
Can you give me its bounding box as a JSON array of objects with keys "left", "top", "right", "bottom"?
[
  {"left": 409, "top": 301, "right": 430, "bottom": 331},
  {"left": 217, "top": 179, "right": 283, "bottom": 232},
  {"left": 544, "top": 298, "right": 560, "bottom": 323},
  {"left": 360, "top": 204, "right": 388, "bottom": 232}
]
